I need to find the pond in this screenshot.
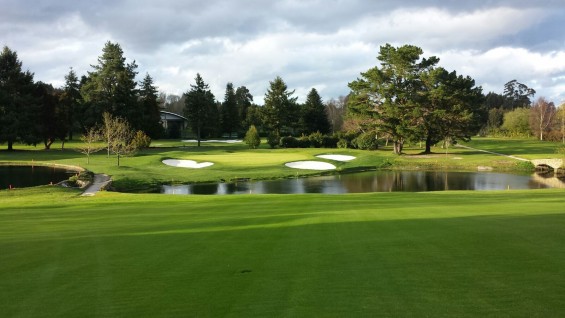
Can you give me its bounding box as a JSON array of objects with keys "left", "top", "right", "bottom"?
[
  {"left": 162, "top": 170, "right": 565, "bottom": 195},
  {"left": 0, "top": 165, "right": 76, "bottom": 190}
]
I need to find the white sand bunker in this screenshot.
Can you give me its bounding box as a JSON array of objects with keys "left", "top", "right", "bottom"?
[
  {"left": 316, "top": 154, "right": 356, "bottom": 162},
  {"left": 285, "top": 161, "right": 336, "bottom": 170},
  {"left": 162, "top": 159, "right": 214, "bottom": 169}
]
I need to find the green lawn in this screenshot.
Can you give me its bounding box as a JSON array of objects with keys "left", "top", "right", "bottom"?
[
  {"left": 1, "top": 137, "right": 565, "bottom": 317},
  {"left": 1, "top": 187, "right": 565, "bottom": 317},
  {"left": 464, "top": 137, "right": 565, "bottom": 159}
]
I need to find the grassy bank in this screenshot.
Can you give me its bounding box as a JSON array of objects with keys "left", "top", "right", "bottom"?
[{"left": 1, "top": 187, "right": 565, "bottom": 317}]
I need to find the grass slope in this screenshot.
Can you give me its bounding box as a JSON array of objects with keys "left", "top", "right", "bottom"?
[{"left": 2, "top": 187, "right": 565, "bottom": 317}]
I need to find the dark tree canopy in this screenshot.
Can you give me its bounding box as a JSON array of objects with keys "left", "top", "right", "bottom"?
[
  {"left": 420, "top": 67, "right": 485, "bottom": 153},
  {"left": 0, "top": 46, "right": 38, "bottom": 150},
  {"left": 35, "top": 82, "right": 67, "bottom": 149}
]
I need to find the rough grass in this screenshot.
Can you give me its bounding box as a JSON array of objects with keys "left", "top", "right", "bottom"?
[{"left": 1, "top": 188, "right": 565, "bottom": 317}]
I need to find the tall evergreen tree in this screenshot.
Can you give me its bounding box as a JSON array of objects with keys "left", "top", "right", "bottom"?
[
  {"left": 138, "top": 73, "right": 163, "bottom": 138},
  {"left": 303, "top": 88, "right": 330, "bottom": 134},
  {"left": 221, "top": 82, "right": 239, "bottom": 137},
  {"left": 80, "top": 41, "right": 139, "bottom": 129},
  {"left": 263, "top": 76, "right": 298, "bottom": 135},
  {"left": 60, "top": 67, "right": 81, "bottom": 140},
  {"left": 183, "top": 73, "right": 215, "bottom": 146},
  {"left": 235, "top": 86, "right": 253, "bottom": 130},
  {"left": 0, "top": 46, "right": 38, "bottom": 150}
]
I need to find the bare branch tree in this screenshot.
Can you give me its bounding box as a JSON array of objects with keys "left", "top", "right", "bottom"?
[
  {"left": 77, "top": 127, "right": 104, "bottom": 164},
  {"left": 102, "top": 112, "right": 136, "bottom": 166},
  {"left": 529, "top": 97, "right": 556, "bottom": 141}
]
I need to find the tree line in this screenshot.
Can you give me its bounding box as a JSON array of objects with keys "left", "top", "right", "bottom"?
[{"left": 2, "top": 41, "right": 561, "bottom": 154}]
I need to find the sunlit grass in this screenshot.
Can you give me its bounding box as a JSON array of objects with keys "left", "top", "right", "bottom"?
[{"left": 1, "top": 187, "right": 565, "bottom": 317}]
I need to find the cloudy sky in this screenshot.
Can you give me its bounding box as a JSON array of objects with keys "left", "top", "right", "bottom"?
[{"left": 2, "top": 0, "right": 564, "bottom": 104}]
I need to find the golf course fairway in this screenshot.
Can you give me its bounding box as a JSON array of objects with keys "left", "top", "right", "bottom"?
[{"left": 1, "top": 187, "right": 564, "bottom": 317}]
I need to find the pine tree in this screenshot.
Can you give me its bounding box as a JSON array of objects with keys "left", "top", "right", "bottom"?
[
  {"left": 184, "top": 73, "right": 216, "bottom": 146},
  {"left": 221, "top": 83, "right": 239, "bottom": 137},
  {"left": 80, "top": 41, "right": 139, "bottom": 129},
  {"left": 303, "top": 88, "right": 330, "bottom": 134},
  {"left": 60, "top": 68, "right": 81, "bottom": 140},
  {"left": 138, "top": 73, "right": 163, "bottom": 138},
  {"left": 263, "top": 76, "right": 297, "bottom": 135},
  {"left": 235, "top": 86, "right": 253, "bottom": 131}
]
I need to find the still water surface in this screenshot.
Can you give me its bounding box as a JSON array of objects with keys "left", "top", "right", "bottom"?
[
  {"left": 0, "top": 166, "right": 75, "bottom": 189},
  {"left": 162, "top": 170, "right": 564, "bottom": 195}
]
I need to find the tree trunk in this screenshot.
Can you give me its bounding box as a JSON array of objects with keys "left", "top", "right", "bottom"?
[
  {"left": 424, "top": 135, "right": 432, "bottom": 154},
  {"left": 44, "top": 138, "right": 54, "bottom": 150},
  {"left": 117, "top": 153, "right": 120, "bottom": 166},
  {"left": 7, "top": 140, "right": 13, "bottom": 151},
  {"left": 393, "top": 140, "right": 403, "bottom": 155},
  {"left": 197, "top": 125, "right": 201, "bottom": 147}
]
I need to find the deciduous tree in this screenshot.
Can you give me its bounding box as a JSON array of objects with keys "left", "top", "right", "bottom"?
[
  {"left": 529, "top": 97, "right": 556, "bottom": 141},
  {"left": 102, "top": 112, "right": 136, "bottom": 166},
  {"left": 77, "top": 126, "right": 104, "bottom": 164}
]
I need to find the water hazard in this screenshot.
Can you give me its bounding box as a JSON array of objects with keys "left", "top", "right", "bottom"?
[
  {"left": 162, "top": 170, "right": 565, "bottom": 195},
  {"left": 0, "top": 165, "right": 76, "bottom": 190}
]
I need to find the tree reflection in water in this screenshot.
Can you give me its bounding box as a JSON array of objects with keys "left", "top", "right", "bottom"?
[{"left": 162, "top": 171, "right": 562, "bottom": 195}]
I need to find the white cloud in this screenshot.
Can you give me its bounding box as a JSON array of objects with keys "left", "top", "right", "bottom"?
[
  {"left": 345, "top": 7, "right": 548, "bottom": 50},
  {"left": 436, "top": 47, "right": 565, "bottom": 102}
]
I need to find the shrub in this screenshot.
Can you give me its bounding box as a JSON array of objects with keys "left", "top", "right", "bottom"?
[
  {"left": 267, "top": 131, "right": 280, "bottom": 149},
  {"left": 280, "top": 136, "right": 300, "bottom": 148},
  {"left": 133, "top": 130, "right": 151, "bottom": 149},
  {"left": 298, "top": 135, "right": 311, "bottom": 148},
  {"left": 353, "top": 131, "right": 379, "bottom": 150},
  {"left": 337, "top": 139, "right": 349, "bottom": 149},
  {"left": 67, "top": 171, "right": 94, "bottom": 187},
  {"left": 322, "top": 135, "right": 339, "bottom": 148},
  {"left": 308, "top": 131, "right": 324, "bottom": 148},
  {"left": 243, "top": 125, "right": 261, "bottom": 149}
]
